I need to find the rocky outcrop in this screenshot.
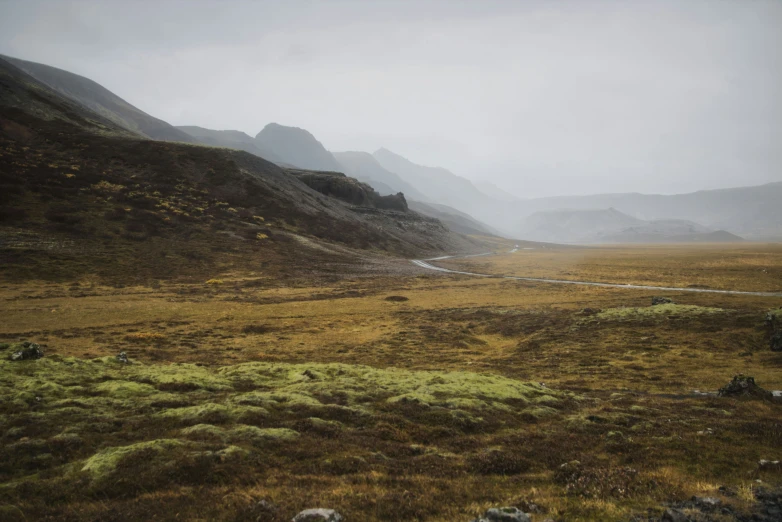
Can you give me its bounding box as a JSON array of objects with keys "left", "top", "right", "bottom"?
[
  {"left": 5, "top": 341, "right": 44, "bottom": 361},
  {"left": 717, "top": 375, "right": 772, "bottom": 399},
  {"left": 292, "top": 508, "right": 343, "bottom": 522},
  {"left": 470, "top": 507, "right": 531, "bottom": 522},
  {"left": 289, "top": 169, "right": 408, "bottom": 211},
  {"left": 652, "top": 297, "right": 673, "bottom": 305}
]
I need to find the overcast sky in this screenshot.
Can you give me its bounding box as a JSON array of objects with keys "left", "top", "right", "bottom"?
[{"left": 1, "top": 0, "right": 780, "bottom": 198}]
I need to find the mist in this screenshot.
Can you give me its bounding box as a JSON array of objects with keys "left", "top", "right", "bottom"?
[{"left": 1, "top": 0, "right": 780, "bottom": 198}]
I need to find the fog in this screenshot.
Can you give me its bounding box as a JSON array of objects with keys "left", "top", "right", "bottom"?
[{"left": 1, "top": 0, "right": 780, "bottom": 198}]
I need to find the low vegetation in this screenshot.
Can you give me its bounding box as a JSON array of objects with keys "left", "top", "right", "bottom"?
[{"left": 1, "top": 246, "right": 781, "bottom": 520}]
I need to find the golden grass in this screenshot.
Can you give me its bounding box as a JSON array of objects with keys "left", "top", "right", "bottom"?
[
  {"left": 1, "top": 244, "right": 781, "bottom": 521},
  {"left": 438, "top": 243, "right": 782, "bottom": 292}
]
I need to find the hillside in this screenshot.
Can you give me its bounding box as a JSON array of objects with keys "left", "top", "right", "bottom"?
[
  {"left": 0, "top": 58, "right": 485, "bottom": 282},
  {"left": 372, "top": 148, "right": 521, "bottom": 236},
  {"left": 517, "top": 184, "right": 782, "bottom": 240},
  {"left": 332, "top": 150, "right": 429, "bottom": 202},
  {"left": 408, "top": 201, "right": 501, "bottom": 237},
  {"left": 255, "top": 123, "right": 343, "bottom": 171},
  {"left": 3, "top": 55, "right": 196, "bottom": 143},
  {"left": 176, "top": 125, "right": 285, "bottom": 165}
]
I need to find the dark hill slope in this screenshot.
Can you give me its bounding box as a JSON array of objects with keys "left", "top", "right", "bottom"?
[
  {"left": 0, "top": 56, "right": 136, "bottom": 138},
  {"left": 176, "top": 125, "right": 285, "bottom": 165},
  {"left": 0, "top": 63, "right": 482, "bottom": 282},
  {"left": 3, "top": 55, "right": 196, "bottom": 143},
  {"left": 288, "top": 169, "right": 408, "bottom": 211},
  {"left": 255, "top": 123, "right": 342, "bottom": 171},
  {"left": 408, "top": 201, "right": 501, "bottom": 237}
]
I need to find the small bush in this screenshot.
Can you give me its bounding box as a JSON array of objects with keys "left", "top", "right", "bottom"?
[
  {"left": 241, "top": 324, "right": 273, "bottom": 334},
  {"left": 468, "top": 449, "right": 530, "bottom": 475}
]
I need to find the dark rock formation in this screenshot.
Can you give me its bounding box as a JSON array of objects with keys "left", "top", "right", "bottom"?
[
  {"left": 718, "top": 375, "right": 772, "bottom": 399},
  {"left": 652, "top": 297, "right": 673, "bottom": 305},
  {"left": 8, "top": 341, "right": 43, "bottom": 361},
  {"left": 289, "top": 169, "right": 408, "bottom": 211}
]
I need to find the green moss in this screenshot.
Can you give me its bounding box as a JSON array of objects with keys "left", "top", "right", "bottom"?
[
  {"left": 94, "top": 380, "right": 157, "bottom": 398},
  {"left": 180, "top": 423, "right": 226, "bottom": 441},
  {"left": 228, "top": 425, "right": 299, "bottom": 442},
  {"left": 591, "top": 304, "right": 724, "bottom": 321},
  {"left": 523, "top": 406, "right": 558, "bottom": 419},
  {"left": 81, "top": 439, "right": 185, "bottom": 481},
  {"left": 156, "top": 403, "right": 233, "bottom": 424}
]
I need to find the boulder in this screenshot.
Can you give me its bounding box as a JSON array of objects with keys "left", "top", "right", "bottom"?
[
  {"left": 292, "top": 508, "right": 343, "bottom": 522},
  {"left": 652, "top": 297, "right": 673, "bottom": 305},
  {"left": 661, "top": 508, "right": 687, "bottom": 522},
  {"left": 770, "top": 330, "right": 782, "bottom": 352},
  {"left": 717, "top": 375, "right": 773, "bottom": 400},
  {"left": 470, "top": 507, "right": 531, "bottom": 522},
  {"left": 116, "top": 351, "right": 130, "bottom": 364},
  {"left": 8, "top": 341, "right": 43, "bottom": 361}
]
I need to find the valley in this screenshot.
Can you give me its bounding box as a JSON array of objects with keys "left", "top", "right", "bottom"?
[
  {"left": 1, "top": 33, "right": 781, "bottom": 522},
  {"left": 1, "top": 244, "right": 781, "bottom": 521}
]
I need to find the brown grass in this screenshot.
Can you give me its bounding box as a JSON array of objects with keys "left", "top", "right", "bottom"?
[{"left": 0, "top": 245, "right": 781, "bottom": 521}]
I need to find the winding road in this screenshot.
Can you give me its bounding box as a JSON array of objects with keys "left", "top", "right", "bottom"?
[{"left": 411, "top": 251, "right": 782, "bottom": 298}]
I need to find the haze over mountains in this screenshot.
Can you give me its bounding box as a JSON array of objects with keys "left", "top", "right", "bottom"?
[{"left": 2, "top": 54, "right": 779, "bottom": 244}]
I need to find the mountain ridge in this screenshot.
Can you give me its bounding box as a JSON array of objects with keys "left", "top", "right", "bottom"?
[{"left": 2, "top": 55, "right": 196, "bottom": 143}]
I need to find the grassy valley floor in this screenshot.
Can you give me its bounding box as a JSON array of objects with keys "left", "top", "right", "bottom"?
[{"left": 1, "top": 244, "right": 781, "bottom": 521}]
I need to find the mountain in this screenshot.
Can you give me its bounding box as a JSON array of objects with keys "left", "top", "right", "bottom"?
[
  {"left": 408, "top": 201, "right": 501, "bottom": 237},
  {"left": 371, "top": 147, "right": 521, "bottom": 235},
  {"left": 255, "top": 123, "right": 343, "bottom": 171},
  {"left": 518, "top": 208, "right": 643, "bottom": 244},
  {"left": 603, "top": 226, "right": 744, "bottom": 244},
  {"left": 176, "top": 126, "right": 285, "bottom": 165},
  {"left": 474, "top": 180, "right": 522, "bottom": 203},
  {"left": 517, "top": 208, "right": 743, "bottom": 244},
  {"left": 373, "top": 148, "right": 486, "bottom": 209},
  {"left": 517, "top": 183, "right": 782, "bottom": 240},
  {"left": 0, "top": 56, "right": 487, "bottom": 282},
  {"left": 332, "top": 151, "right": 429, "bottom": 201},
  {"left": 2, "top": 55, "right": 196, "bottom": 143}
]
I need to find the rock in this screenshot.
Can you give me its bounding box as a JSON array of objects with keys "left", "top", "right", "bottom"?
[
  {"left": 9, "top": 341, "right": 43, "bottom": 361},
  {"left": 661, "top": 508, "right": 687, "bottom": 522},
  {"left": 292, "top": 508, "right": 343, "bottom": 522},
  {"left": 652, "top": 297, "right": 673, "bottom": 305},
  {"left": 578, "top": 307, "right": 601, "bottom": 316},
  {"left": 770, "top": 330, "right": 782, "bottom": 352},
  {"left": 239, "top": 499, "right": 278, "bottom": 520},
  {"left": 514, "top": 500, "right": 544, "bottom": 514},
  {"left": 759, "top": 459, "right": 781, "bottom": 470},
  {"left": 116, "top": 351, "right": 129, "bottom": 364},
  {"left": 471, "top": 507, "right": 531, "bottom": 522},
  {"left": 718, "top": 375, "right": 773, "bottom": 400},
  {"left": 692, "top": 496, "right": 721, "bottom": 510}
]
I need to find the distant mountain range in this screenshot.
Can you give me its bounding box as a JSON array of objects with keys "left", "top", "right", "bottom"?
[
  {"left": 518, "top": 207, "right": 744, "bottom": 244},
  {"left": 4, "top": 54, "right": 779, "bottom": 244},
  {"left": 516, "top": 184, "right": 782, "bottom": 241},
  {"left": 176, "top": 126, "right": 285, "bottom": 165}
]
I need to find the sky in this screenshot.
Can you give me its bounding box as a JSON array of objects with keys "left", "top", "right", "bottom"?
[{"left": 0, "top": 0, "right": 780, "bottom": 199}]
